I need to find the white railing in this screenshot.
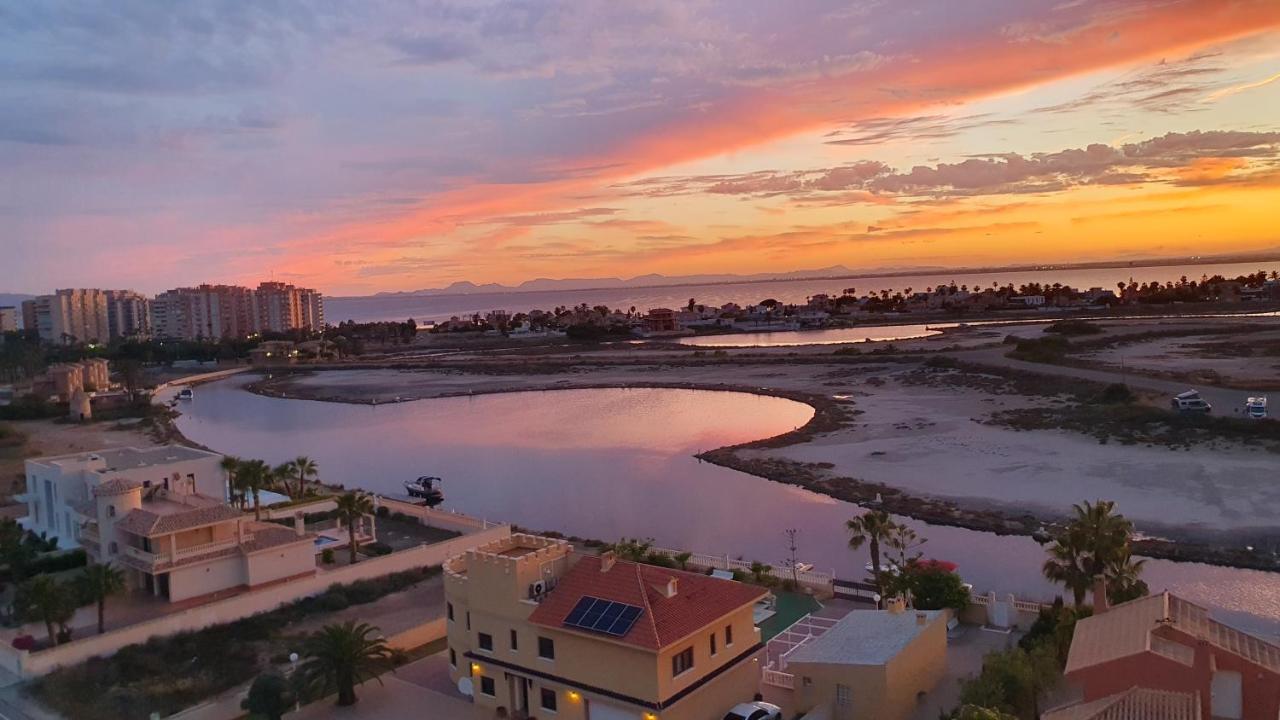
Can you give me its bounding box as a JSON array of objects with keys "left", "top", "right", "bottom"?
[
  {"left": 762, "top": 668, "right": 794, "bottom": 689},
  {"left": 648, "top": 546, "right": 834, "bottom": 590},
  {"left": 172, "top": 537, "right": 242, "bottom": 561}
]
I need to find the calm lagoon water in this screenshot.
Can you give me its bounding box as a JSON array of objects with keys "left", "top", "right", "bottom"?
[
  {"left": 175, "top": 379, "right": 1280, "bottom": 636},
  {"left": 676, "top": 324, "right": 942, "bottom": 347}
]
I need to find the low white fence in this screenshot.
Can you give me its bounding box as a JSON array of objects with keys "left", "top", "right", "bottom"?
[
  {"left": 0, "top": 523, "right": 510, "bottom": 679},
  {"left": 648, "top": 546, "right": 834, "bottom": 593}
]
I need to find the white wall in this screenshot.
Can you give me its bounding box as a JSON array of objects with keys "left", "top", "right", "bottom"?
[
  {"left": 245, "top": 540, "right": 315, "bottom": 586},
  {"left": 0, "top": 523, "right": 511, "bottom": 679}
]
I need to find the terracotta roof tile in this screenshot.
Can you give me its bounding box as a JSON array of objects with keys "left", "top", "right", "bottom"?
[
  {"left": 1043, "top": 687, "right": 1200, "bottom": 720},
  {"left": 115, "top": 503, "right": 243, "bottom": 537},
  {"left": 527, "top": 555, "right": 767, "bottom": 651},
  {"left": 93, "top": 477, "right": 143, "bottom": 496}
]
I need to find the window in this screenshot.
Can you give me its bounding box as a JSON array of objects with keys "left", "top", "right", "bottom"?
[
  {"left": 449, "top": 648, "right": 456, "bottom": 667},
  {"left": 672, "top": 647, "right": 694, "bottom": 676},
  {"left": 836, "top": 684, "right": 851, "bottom": 706},
  {"left": 447, "top": 602, "right": 454, "bottom": 621},
  {"left": 540, "top": 688, "right": 558, "bottom": 713},
  {"left": 725, "top": 624, "right": 734, "bottom": 646},
  {"left": 710, "top": 632, "right": 717, "bottom": 656},
  {"left": 478, "top": 633, "right": 493, "bottom": 651},
  {"left": 466, "top": 611, "right": 471, "bottom": 630},
  {"left": 510, "top": 629, "right": 519, "bottom": 651},
  {"left": 108, "top": 541, "right": 118, "bottom": 555},
  {"left": 107, "top": 505, "right": 116, "bottom": 517},
  {"left": 480, "top": 677, "right": 495, "bottom": 697},
  {"left": 538, "top": 636, "right": 555, "bottom": 660}
]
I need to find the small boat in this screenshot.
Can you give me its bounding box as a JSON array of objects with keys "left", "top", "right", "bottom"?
[
  {"left": 404, "top": 476, "right": 444, "bottom": 504},
  {"left": 177, "top": 388, "right": 194, "bottom": 401}
]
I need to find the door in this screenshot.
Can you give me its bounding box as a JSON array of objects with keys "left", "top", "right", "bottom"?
[
  {"left": 1211, "top": 670, "right": 1242, "bottom": 720},
  {"left": 587, "top": 702, "right": 641, "bottom": 720}
]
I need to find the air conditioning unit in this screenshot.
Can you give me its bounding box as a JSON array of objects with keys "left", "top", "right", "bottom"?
[{"left": 531, "top": 580, "right": 546, "bottom": 598}]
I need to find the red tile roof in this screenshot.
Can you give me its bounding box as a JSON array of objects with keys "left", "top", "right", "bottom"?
[{"left": 527, "top": 555, "right": 767, "bottom": 651}]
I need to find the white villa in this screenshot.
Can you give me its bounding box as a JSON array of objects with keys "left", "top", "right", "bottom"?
[
  {"left": 23, "top": 446, "right": 230, "bottom": 546},
  {"left": 23, "top": 445, "right": 317, "bottom": 603}
]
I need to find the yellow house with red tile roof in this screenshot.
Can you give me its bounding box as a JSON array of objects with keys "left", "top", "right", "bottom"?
[{"left": 444, "top": 534, "right": 769, "bottom": 720}]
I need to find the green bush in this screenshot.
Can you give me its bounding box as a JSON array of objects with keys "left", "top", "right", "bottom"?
[
  {"left": 320, "top": 548, "right": 335, "bottom": 564},
  {"left": 361, "top": 542, "right": 393, "bottom": 557},
  {"left": 1007, "top": 335, "right": 1070, "bottom": 363},
  {"left": 318, "top": 590, "right": 350, "bottom": 611},
  {"left": 375, "top": 506, "right": 390, "bottom": 518},
  {"left": 1098, "top": 383, "right": 1134, "bottom": 404}
]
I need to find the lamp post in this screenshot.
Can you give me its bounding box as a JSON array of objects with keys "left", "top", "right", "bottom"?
[{"left": 289, "top": 652, "right": 300, "bottom": 712}]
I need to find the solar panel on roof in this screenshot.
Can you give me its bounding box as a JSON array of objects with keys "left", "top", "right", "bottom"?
[{"left": 563, "top": 595, "right": 644, "bottom": 638}]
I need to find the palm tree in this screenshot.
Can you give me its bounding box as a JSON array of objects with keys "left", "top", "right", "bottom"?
[
  {"left": 1042, "top": 536, "right": 1091, "bottom": 606},
  {"left": 15, "top": 575, "right": 75, "bottom": 646},
  {"left": 273, "top": 462, "right": 297, "bottom": 499},
  {"left": 334, "top": 492, "right": 374, "bottom": 564},
  {"left": 294, "top": 456, "right": 319, "bottom": 494},
  {"left": 748, "top": 561, "right": 773, "bottom": 585},
  {"left": 847, "top": 510, "right": 898, "bottom": 602},
  {"left": 295, "top": 621, "right": 395, "bottom": 707},
  {"left": 220, "top": 455, "right": 243, "bottom": 507},
  {"left": 76, "top": 562, "right": 125, "bottom": 634},
  {"left": 238, "top": 459, "right": 271, "bottom": 520},
  {"left": 1043, "top": 500, "right": 1141, "bottom": 607}
]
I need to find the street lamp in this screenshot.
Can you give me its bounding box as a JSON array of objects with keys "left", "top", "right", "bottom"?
[{"left": 289, "top": 652, "right": 300, "bottom": 712}]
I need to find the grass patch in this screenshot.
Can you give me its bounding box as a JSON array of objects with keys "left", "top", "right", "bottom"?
[
  {"left": 28, "top": 566, "right": 441, "bottom": 720},
  {"left": 989, "top": 402, "right": 1280, "bottom": 452}
]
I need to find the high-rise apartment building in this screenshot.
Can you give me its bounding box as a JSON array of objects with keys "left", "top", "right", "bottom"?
[
  {"left": 0, "top": 306, "right": 17, "bottom": 333},
  {"left": 152, "top": 283, "right": 323, "bottom": 340},
  {"left": 104, "top": 290, "right": 152, "bottom": 339},
  {"left": 21, "top": 289, "right": 111, "bottom": 344}
]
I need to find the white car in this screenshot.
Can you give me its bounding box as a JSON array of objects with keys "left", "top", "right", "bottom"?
[
  {"left": 724, "top": 701, "right": 782, "bottom": 720},
  {"left": 1246, "top": 397, "right": 1268, "bottom": 419}
]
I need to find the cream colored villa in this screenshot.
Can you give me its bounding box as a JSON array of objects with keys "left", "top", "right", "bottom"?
[
  {"left": 25, "top": 445, "right": 317, "bottom": 603},
  {"left": 23, "top": 445, "right": 229, "bottom": 546},
  {"left": 79, "top": 475, "right": 315, "bottom": 602},
  {"left": 445, "top": 534, "right": 768, "bottom": 720}
]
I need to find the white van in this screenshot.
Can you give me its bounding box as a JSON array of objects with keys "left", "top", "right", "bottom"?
[
  {"left": 1246, "top": 397, "right": 1268, "bottom": 419},
  {"left": 1171, "top": 390, "right": 1212, "bottom": 414}
]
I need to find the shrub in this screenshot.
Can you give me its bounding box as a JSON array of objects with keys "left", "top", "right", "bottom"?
[
  {"left": 1044, "top": 319, "right": 1103, "bottom": 336},
  {"left": 361, "top": 542, "right": 393, "bottom": 557},
  {"left": 11, "top": 635, "right": 35, "bottom": 651},
  {"left": 321, "top": 549, "right": 334, "bottom": 564},
  {"left": 924, "top": 356, "right": 959, "bottom": 369},
  {"left": 318, "top": 590, "right": 350, "bottom": 611},
  {"left": 1007, "top": 335, "right": 1070, "bottom": 363},
  {"left": 375, "top": 506, "right": 390, "bottom": 518},
  {"left": 1098, "top": 383, "right": 1134, "bottom": 404}
]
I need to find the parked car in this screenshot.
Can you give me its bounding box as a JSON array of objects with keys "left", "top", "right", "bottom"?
[
  {"left": 724, "top": 701, "right": 782, "bottom": 720},
  {"left": 1246, "top": 397, "right": 1268, "bottom": 419},
  {"left": 1171, "top": 390, "right": 1211, "bottom": 414}
]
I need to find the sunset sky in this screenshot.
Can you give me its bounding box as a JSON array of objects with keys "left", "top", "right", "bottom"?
[{"left": 2, "top": 0, "right": 1279, "bottom": 296}]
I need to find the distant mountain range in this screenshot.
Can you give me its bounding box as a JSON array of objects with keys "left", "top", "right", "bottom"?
[
  {"left": 365, "top": 265, "right": 943, "bottom": 298},
  {"left": 348, "top": 251, "right": 1280, "bottom": 300}
]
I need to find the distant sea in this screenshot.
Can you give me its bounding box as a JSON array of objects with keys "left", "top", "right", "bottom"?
[{"left": 325, "top": 261, "right": 1280, "bottom": 324}]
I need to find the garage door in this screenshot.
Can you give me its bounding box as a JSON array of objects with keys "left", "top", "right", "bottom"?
[{"left": 587, "top": 699, "right": 642, "bottom": 720}]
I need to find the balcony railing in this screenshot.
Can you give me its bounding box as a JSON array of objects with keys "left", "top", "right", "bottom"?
[{"left": 120, "top": 536, "right": 246, "bottom": 569}]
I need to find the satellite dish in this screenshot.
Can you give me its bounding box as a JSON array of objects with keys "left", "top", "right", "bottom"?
[{"left": 458, "top": 677, "right": 474, "bottom": 697}]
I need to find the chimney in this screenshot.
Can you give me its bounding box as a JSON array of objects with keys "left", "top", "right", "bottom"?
[
  {"left": 294, "top": 512, "right": 306, "bottom": 537},
  {"left": 886, "top": 596, "right": 906, "bottom": 615},
  {"left": 1092, "top": 578, "right": 1109, "bottom": 614},
  {"left": 663, "top": 578, "right": 679, "bottom": 599},
  {"left": 600, "top": 550, "right": 617, "bottom": 573},
  {"left": 916, "top": 612, "right": 928, "bottom": 626}
]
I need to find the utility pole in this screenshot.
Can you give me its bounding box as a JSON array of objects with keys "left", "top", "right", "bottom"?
[{"left": 785, "top": 528, "right": 799, "bottom": 586}]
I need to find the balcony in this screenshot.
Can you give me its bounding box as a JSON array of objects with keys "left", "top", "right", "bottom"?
[{"left": 119, "top": 536, "right": 246, "bottom": 571}]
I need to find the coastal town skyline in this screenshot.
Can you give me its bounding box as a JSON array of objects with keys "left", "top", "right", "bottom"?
[{"left": 3, "top": 1, "right": 1280, "bottom": 296}]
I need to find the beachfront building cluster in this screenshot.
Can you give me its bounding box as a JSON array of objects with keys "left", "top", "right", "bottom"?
[
  {"left": 1047, "top": 591, "right": 1280, "bottom": 720},
  {"left": 0, "top": 306, "right": 18, "bottom": 333},
  {"left": 22, "top": 445, "right": 318, "bottom": 602},
  {"left": 444, "top": 534, "right": 769, "bottom": 720},
  {"left": 14, "top": 282, "right": 323, "bottom": 343},
  {"left": 152, "top": 281, "right": 323, "bottom": 340}
]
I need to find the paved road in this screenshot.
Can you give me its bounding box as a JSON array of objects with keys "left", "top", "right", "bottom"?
[{"left": 945, "top": 346, "right": 1262, "bottom": 415}]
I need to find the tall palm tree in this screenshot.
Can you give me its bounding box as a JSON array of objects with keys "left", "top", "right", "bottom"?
[
  {"left": 238, "top": 459, "right": 271, "bottom": 520},
  {"left": 1041, "top": 537, "right": 1091, "bottom": 606},
  {"left": 334, "top": 492, "right": 374, "bottom": 565},
  {"left": 294, "top": 456, "right": 319, "bottom": 494},
  {"left": 295, "top": 621, "right": 395, "bottom": 707},
  {"left": 220, "top": 455, "right": 243, "bottom": 507},
  {"left": 76, "top": 562, "right": 126, "bottom": 634},
  {"left": 273, "top": 462, "right": 297, "bottom": 499},
  {"left": 1043, "top": 500, "right": 1141, "bottom": 607},
  {"left": 847, "top": 510, "right": 898, "bottom": 603}
]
